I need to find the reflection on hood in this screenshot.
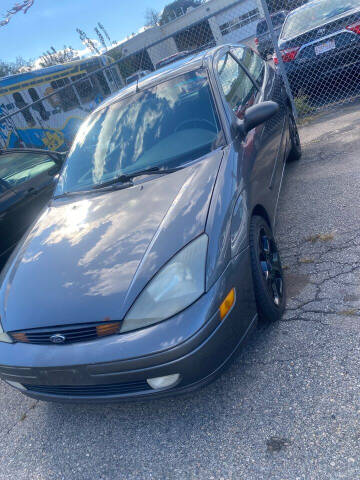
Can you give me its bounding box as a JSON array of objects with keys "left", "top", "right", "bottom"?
[{"left": 0, "top": 150, "right": 223, "bottom": 331}]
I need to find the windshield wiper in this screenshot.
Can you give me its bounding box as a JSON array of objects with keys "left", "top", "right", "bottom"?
[
  {"left": 53, "top": 189, "right": 112, "bottom": 199},
  {"left": 53, "top": 182, "right": 133, "bottom": 199},
  {"left": 90, "top": 166, "right": 181, "bottom": 190},
  {"left": 53, "top": 166, "right": 181, "bottom": 199}
]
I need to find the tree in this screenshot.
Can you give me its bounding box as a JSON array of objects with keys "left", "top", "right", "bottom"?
[
  {"left": 0, "top": 56, "right": 33, "bottom": 77},
  {"left": 13, "top": 55, "right": 33, "bottom": 72},
  {"left": 0, "top": 0, "right": 34, "bottom": 27},
  {"left": 159, "top": 0, "right": 203, "bottom": 25},
  {"left": 39, "top": 45, "right": 78, "bottom": 67},
  {"left": 95, "top": 27, "right": 108, "bottom": 51},
  {"left": 98, "top": 22, "right": 113, "bottom": 44},
  {"left": 76, "top": 28, "right": 101, "bottom": 55},
  {"left": 145, "top": 8, "right": 160, "bottom": 27},
  {"left": 0, "top": 60, "right": 13, "bottom": 77}
]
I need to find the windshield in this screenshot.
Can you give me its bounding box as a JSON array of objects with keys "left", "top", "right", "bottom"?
[
  {"left": 281, "top": 0, "right": 360, "bottom": 39},
  {"left": 55, "top": 69, "right": 222, "bottom": 195}
]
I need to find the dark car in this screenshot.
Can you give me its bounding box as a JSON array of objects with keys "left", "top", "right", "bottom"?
[
  {"left": 0, "top": 148, "right": 64, "bottom": 269},
  {"left": 275, "top": 0, "right": 360, "bottom": 94},
  {"left": 0, "top": 45, "right": 301, "bottom": 403},
  {"left": 256, "top": 11, "right": 288, "bottom": 59},
  {"left": 126, "top": 70, "right": 152, "bottom": 85},
  {"left": 155, "top": 50, "right": 191, "bottom": 69}
]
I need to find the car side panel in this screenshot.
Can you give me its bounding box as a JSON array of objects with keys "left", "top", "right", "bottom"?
[
  {"left": 10, "top": 170, "right": 56, "bottom": 230},
  {"left": 0, "top": 185, "right": 19, "bottom": 260},
  {"left": 205, "top": 49, "right": 288, "bottom": 288},
  {"left": 238, "top": 67, "right": 287, "bottom": 230}
]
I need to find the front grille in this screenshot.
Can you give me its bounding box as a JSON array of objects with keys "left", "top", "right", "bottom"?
[
  {"left": 24, "top": 380, "right": 151, "bottom": 397},
  {"left": 10, "top": 322, "right": 121, "bottom": 345}
]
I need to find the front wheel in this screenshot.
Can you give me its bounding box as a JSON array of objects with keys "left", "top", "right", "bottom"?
[
  {"left": 249, "top": 216, "right": 286, "bottom": 323},
  {"left": 287, "top": 112, "right": 302, "bottom": 162}
]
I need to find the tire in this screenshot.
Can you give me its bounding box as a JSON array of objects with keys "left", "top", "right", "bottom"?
[
  {"left": 287, "top": 111, "right": 302, "bottom": 162},
  {"left": 249, "top": 216, "right": 286, "bottom": 323}
]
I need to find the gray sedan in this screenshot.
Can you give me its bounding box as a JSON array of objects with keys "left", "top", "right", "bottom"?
[{"left": 0, "top": 44, "right": 301, "bottom": 402}]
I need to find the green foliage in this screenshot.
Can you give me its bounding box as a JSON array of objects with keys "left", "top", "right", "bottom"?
[{"left": 294, "top": 94, "right": 313, "bottom": 117}]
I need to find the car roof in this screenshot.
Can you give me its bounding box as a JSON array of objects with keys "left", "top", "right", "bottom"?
[{"left": 92, "top": 46, "right": 223, "bottom": 114}]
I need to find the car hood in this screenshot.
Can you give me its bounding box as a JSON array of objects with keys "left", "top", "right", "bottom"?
[{"left": 0, "top": 151, "right": 223, "bottom": 331}]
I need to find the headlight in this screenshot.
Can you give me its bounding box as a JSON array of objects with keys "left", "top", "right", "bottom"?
[
  {"left": 121, "top": 234, "right": 208, "bottom": 333},
  {"left": 0, "top": 321, "right": 13, "bottom": 344}
]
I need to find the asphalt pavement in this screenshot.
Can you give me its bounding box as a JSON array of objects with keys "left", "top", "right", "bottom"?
[{"left": 0, "top": 103, "right": 359, "bottom": 479}]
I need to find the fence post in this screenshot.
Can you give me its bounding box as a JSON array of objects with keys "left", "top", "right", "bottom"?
[{"left": 259, "top": 0, "right": 298, "bottom": 118}]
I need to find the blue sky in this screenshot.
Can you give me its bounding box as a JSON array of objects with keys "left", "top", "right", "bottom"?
[{"left": 0, "top": 0, "right": 170, "bottom": 63}]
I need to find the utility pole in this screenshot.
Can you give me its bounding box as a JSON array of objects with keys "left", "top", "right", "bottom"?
[{"left": 259, "top": 0, "right": 297, "bottom": 117}]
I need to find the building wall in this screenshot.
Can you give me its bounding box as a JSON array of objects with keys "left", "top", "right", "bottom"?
[
  {"left": 108, "top": 0, "right": 261, "bottom": 79},
  {"left": 147, "top": 37, "right": 178, "bottom": 67},
  {"left": 214, "top": 0, "right": 259, "bottom": 43}
]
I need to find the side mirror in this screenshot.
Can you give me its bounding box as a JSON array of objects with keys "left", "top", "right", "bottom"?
[{"left": 232, "top": 101, "right": 279, "bottom": 138}]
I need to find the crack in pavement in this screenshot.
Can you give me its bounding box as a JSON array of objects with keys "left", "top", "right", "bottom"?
[
  {"left": 279, "top": 216, "right": 360, "bottom": 324},
  {"left": 3, "top": 400, "right": 39, "bottom": 438}
]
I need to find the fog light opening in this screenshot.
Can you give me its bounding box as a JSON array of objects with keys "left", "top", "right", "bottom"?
[
  {"left": 146, "top": 374, "right": 180, "bottom": 390},
  {"left": 219, "top": 288, "right": 236, "bottom": 320},
  {"left": 6, "top": 381, "right": 26, "bottom": 391}
]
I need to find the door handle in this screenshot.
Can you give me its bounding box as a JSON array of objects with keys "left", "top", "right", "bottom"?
[{"left": 27, "top": 187, "right": 38, "bottom": 196}]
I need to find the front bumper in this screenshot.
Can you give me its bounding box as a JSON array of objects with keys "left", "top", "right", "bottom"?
[{"left": 0, "top": 248, "right": 257, "bottom": 403}]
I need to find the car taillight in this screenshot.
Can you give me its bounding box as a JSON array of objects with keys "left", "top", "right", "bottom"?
[
  {"left": 346, "top": 21, "right": 360, "bottom": 35},
  {"left": 273, "top": 47, "right": 300, "bottom": 65},
  {"left": 255, "top": 37, "right": 259, "bottom": 46}
]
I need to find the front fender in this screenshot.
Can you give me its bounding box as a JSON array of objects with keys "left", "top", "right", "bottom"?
[{"left": 205, "top": 146, "right": 248, "bottom": 290}]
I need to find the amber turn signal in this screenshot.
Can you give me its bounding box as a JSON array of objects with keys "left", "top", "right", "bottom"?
[
  {"left": 219, "top": 288, "right": 235, "bottom": 320},
  {"left": 11, "top": 332, "right": 30, "bottom": 343},
  {"left": 96, "top": 322, "right": 121, "bottom": 337}
]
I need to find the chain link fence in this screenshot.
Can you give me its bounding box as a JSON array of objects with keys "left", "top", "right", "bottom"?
[
  {"left": 261, "top": 0, "right": 360, "bottom": 117},
  {"left": 0, "top": 57, "right": 124, "bottom": 150},
  {"left": 1, "top": 0, "right": 359, "bottom": 151}
]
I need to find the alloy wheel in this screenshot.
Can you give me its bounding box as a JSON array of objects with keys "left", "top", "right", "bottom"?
[
  {"left": 290, "top": 115, "right": 300, "bottom": 150},
  {"left": 258, "top": 228, "right": 284, "bottom": 307}
]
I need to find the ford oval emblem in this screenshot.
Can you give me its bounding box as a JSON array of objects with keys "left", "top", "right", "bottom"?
[{"left": 50, "top": 334, "right": 66, "bottom": 344}]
